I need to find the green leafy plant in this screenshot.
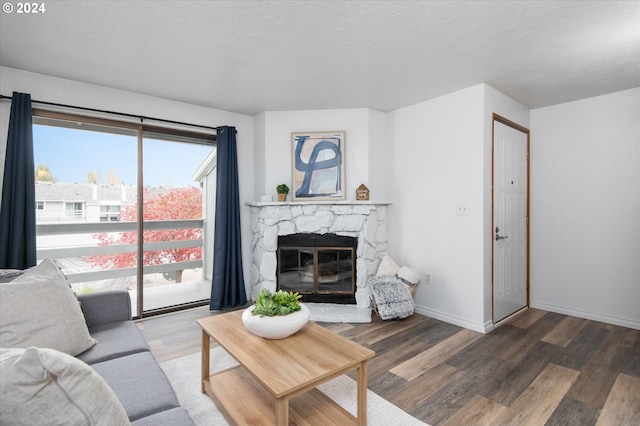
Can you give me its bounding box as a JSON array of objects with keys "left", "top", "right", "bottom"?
[
  {"left": 276, "top": 184, "right": 289, "bottom": 195},
  {"left": 252, "top": 288, "right": 302, "bottom": 317}
]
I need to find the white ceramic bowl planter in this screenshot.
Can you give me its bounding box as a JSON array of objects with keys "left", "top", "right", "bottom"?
[{"left": 242, "top": 303, "right": 311, "bottom": 339}]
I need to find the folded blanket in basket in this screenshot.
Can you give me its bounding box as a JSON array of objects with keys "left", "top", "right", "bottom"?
[{"left": 369, "top": 275, "right": 415, "bottom": 320}]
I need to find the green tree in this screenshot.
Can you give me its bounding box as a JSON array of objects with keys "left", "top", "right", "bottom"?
[
  {"left": 35, "top": 164, "right": 56, "bottom": 182},
  {"left": 87, "top": 170, "right": 99, "bottom": 184}
]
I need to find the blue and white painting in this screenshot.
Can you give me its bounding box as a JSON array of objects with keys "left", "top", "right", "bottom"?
[{"left": 292, "top": 131, "right": 345, "bottom": 200}]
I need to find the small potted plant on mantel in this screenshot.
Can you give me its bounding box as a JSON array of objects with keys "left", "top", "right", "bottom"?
[
  {"left": 276, "top": 183, "right": 289, "bottom": 202},
  {"left": 241, "top": 288, "right": 310, "bottom": 339}
]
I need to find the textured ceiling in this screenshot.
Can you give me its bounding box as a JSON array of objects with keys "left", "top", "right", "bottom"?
[{"left": 1, "top": 1, "right": 638, "bottom": 115}]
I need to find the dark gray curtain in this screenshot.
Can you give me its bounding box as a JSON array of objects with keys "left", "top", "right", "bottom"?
[
  {"left": 209, "top": 126, "right": 247, "bottom": 309},
  {"left": 0, "top": 92, "right": 36, "bottom": 269}
]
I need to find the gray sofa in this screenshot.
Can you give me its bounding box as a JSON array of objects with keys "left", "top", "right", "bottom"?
[
  {"left": 1, "top": 260, "right": 194, "bottom": 425},
  {"left": 76, "top": 290, "right": 194, "bottom": 425}
]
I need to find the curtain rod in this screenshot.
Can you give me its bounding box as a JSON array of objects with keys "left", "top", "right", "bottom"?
[{"left": 0, "top": 94, "right": 221, "bottom": 132}]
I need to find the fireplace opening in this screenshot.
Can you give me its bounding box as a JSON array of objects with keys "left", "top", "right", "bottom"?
[{"left": 277, "top": 233, "right": 357, "bottom": 304}]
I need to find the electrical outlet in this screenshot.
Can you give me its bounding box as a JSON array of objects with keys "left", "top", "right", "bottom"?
[
  {"left": 425, "top": 273, "right": 431, "bottom": 285},
  {"left": 456, "top": 203, "right": 469, "bottom": 216}
]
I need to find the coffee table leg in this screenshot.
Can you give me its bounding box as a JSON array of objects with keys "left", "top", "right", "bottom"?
[
  {"left": 201, "top": 329, "right": 210, "bottom": 394},
  {"left": 357, "top": 360, "right": 368, "bottom": 426},
  {"left": 275, "top": 396, "right": 289, "bottom": 426}
]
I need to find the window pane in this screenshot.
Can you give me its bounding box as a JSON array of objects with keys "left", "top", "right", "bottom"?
[
  {"left": 33, "top": 120, "right": 139, "bottom": 306},
  {"left": 141, "top": 137, "right": 214, "bottom": 312}
]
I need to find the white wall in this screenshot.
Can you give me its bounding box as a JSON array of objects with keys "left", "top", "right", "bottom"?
[
  {"left": 0, "top": 67, "right": 256, "bottom": 299},
  {"left": 253, "top": 112, "right": 266, "bottom": 199},
  {"left": 387, "top": 84, "right": 487, "bottom": 331},
  {"left": 0, "top": 82, "right": 11, "bottom": 197},
  {"left": 367, "top": 108, "right": 388, "bottom": 201},
  {"left": 530, "top": 87, "right": 640, "bottom": 329},
  {"left": 255, "top": 108, "right": 387, "bottom": 202}
]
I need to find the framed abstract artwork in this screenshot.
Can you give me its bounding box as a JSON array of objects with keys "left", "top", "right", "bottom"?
[{"left": 291, "top": 131, "right": 346, "bottom": 201}]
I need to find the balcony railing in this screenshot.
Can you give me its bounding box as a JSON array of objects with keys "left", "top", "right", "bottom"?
[{"left": 36, "top": 219, "right": 204, "bottom": 284}]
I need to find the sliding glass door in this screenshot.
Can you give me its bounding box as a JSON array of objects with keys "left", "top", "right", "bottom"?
[{"left": 32, "top": 112, "right": 216, "bottom": 317}]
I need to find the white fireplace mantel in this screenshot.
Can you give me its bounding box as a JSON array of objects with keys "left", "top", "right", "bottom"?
[
  {"left": 246, "top": 201, "right": 391, "bottom": 308},
  {"left": 246, "top": 200, "right": 392, "bottom": 207}
]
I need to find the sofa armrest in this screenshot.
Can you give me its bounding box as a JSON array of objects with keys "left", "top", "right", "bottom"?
[{"left": 78, "top": 290, "right": 132, "bottom": 328}]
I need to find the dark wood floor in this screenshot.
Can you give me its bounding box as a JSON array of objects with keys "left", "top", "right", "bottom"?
[{"left": 137, "top": 306, "right": 640, "bottom": 425}]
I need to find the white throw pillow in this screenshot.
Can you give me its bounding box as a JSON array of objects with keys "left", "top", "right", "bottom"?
[
  {"left": 376, "top": 255, "right": 400, "bottom": 276},
  {"left": 0, "top": 347, "right": 130, "bottom": 426},
  {"left": 0, "top": 260, "right": 96, "bottom": 356},
  {"left": 397, "top": 266, "right": 421, "bottom": 285}
]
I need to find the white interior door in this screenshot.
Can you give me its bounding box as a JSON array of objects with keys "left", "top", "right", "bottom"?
[{"left": 493, "top": 118, "right": 529, "bottom": 322}]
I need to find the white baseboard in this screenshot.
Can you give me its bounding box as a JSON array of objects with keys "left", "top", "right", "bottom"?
[
  {"left": 416, "top": 302, "right": 640, "bottom": 334},
  {"left": 531, "top": 301, "right": 640, "bottom": 331},
  {"left": 414, "top": 304, "right": 492, "bottom": 334}
]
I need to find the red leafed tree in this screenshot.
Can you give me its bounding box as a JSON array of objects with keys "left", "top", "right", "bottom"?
[{"left": 89, "top": 187, "right": 203, "bottom": 283}]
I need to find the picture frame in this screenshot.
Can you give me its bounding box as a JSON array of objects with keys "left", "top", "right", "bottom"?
[{"left": 291, "top": 131, "right": 346, "bottom": 201}]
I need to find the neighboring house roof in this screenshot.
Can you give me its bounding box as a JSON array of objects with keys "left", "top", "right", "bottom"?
[{"left": 35, "top": 182, "right": 171, "bottom": 204}]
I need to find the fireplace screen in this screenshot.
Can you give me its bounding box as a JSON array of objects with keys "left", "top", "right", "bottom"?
[{"left": 277, "top": 234, "right": 357, "bottom": 303}]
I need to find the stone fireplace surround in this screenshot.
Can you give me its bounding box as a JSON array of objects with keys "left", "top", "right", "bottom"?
[{"left": 247, "top": 201, "right": 391, "bottom": 308}]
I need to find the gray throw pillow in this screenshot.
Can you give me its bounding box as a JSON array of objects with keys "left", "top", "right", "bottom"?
[
  {"left": 0, "top": 347, "right": 130, "bottom": 426},
  {"left": 0, "top": 259, "right": 96, "bottom": 356}
]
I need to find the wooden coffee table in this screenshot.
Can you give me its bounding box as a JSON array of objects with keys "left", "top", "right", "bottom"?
[{"left": 197, "top": 310, "right": 375, "bottom": 425}]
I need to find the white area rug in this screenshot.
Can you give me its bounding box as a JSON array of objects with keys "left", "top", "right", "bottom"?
[
  {"left": 305, "top": 302, "right": 372, "bottom": 323},
  {"left": 159, "top": 347, "right": 427, "bottom": 426}
]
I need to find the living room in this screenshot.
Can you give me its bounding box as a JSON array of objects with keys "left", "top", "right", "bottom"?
[{"left": 1, "top": 1, "right": 638, "bottom": 425}]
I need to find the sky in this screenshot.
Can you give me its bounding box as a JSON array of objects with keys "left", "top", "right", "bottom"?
[{"left": 33, "top": 124, "right": 214, "bottom": 187}]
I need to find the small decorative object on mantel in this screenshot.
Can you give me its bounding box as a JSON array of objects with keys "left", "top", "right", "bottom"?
[
  {"left": 241, "top": 289, "right": 310, "bottom": 339},
  {"left": 356, "top": 183, "right": 370, "bottom": 201},
  {"left": 276, "top": 183, "right": 289, "bottom": 202}
]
